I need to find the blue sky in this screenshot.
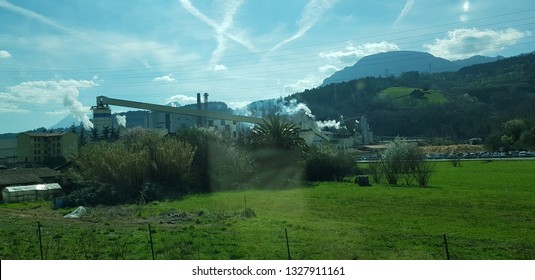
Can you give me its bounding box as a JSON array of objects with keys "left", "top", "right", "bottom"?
[{"left": 1, "top": 0, "right": 534, "bottom": 133}]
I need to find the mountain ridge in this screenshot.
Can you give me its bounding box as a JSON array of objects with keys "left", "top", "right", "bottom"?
[{"left": 321, "top": 51, "right": 503, "bottom": 86}]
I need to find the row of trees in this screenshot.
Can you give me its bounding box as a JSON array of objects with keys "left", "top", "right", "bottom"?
[{"left": 486, "top": 118, "right": 535, "bottom": 151}]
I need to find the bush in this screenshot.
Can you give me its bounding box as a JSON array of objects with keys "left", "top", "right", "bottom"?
[
  {"left": 304, "top": 146, "right": 357, "bottom": 182},
  {"left": 62, "top": 183, "right": 120, "bottom": 207},
  {"left": 379, "top": 137, "right": 434, "bottom": 187},
  {"left": 175, "top": 128, "right": 256, "bottom": 192},
  {"left": 71, "top": 129, "right": 196, "bottom": 204}
]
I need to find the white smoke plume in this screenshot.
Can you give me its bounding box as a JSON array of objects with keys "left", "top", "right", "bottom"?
[
  {"left": 280, "top": 99, "right": 315, "bottom": 119},
  {"left": 116, "top": 115, "right": 127, "bottom": 127},
  {"left": 62, "top": 91, "right": 94, "bottom": 130},
  {"left": 1, "top": 79, "right": 96, "bottom": 130},
  {"left": 235, "top": 98, "right": 315, "bottom": 119},
  {"left": 316, "top": 119, "right": 340, "bottom": 129}
]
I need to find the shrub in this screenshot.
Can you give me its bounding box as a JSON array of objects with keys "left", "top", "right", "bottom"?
[
  {"left": 379, "top": 137, "right": 434, "bottom": 187},
  {"left": 71, "top": 129, "right": 196, "bottom": 204},
  {"left": 304, "top": 146, "right": 357, "bottom": 182},
  {"left": 175, "top": 128, "right": 256, "bottom": 192}
]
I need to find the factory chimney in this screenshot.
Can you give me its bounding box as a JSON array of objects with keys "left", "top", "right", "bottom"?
[
  {"left": 197, "top": 93, "right": 202, "bottom": 126},
  {"left": 204, "top": 92, "right": 209, "bottom": 111}
]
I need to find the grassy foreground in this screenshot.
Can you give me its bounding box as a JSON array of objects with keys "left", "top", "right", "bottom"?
[{"left": 0, "top": 160, "right": 534, "bottom": 260}]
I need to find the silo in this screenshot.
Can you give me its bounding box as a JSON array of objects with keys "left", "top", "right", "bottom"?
[{"left": 91, "top": 105, "right": 112, "bottom": 133}]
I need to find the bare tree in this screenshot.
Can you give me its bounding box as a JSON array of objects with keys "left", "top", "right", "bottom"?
[{"left": 379, "top": 137, "right": 434, "bottom": 187}]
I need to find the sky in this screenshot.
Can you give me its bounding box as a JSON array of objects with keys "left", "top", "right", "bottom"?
[{"left": 0, "top": 0, "right": 534, "bottom": 133}]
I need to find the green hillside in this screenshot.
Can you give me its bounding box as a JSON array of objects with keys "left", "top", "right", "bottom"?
[{"left": 289, "top": 52, "right": 535, "bottom": 144}]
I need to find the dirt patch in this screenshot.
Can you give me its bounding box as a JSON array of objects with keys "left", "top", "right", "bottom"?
[{"left": 158, "top": 210, "right": 196, "bottom": 224}]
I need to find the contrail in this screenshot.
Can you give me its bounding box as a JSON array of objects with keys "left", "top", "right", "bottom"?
[
  {"left": 209, "top": 0, "right": 243, "bottom": 68},
  {"left": 0, "top": 0, "right": 77, "bottom": 34},
  {"left": 179, "top": 0, "right": 256, "bottom": 52},
  {"left": 393, "top": 0, "right": 415, "bottom": 27},
  {"left": 271, "top": 0, "right": 337, "bottom": 51}
]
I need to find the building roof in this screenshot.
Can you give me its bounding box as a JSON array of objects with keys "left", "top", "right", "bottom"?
[
  {"left": 0, "top": 167, "right": 59, "bottom": 187},
  {"left": 3, "top": 183, "right": 62, "bottom": 193},
  {"left": 19, "top": 132, "right": 72, "bottom": 137}
]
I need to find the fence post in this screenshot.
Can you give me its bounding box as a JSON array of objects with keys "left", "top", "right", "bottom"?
[
  {"left": 443, "top": 233, "right": 450, "bottom": 260},
  {"left": 36, "top": 221, "right": 43, "bottom": 260},
  {"left": 148, "top": 223, "right": 155, "bottom": 260},
  {"left": 285, "top": 228, "right": 291, "bottom": 260}
]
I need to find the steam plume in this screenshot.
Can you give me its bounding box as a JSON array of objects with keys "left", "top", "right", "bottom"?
[
  {"left": 116, "top": 115, "right": 127, "bottom": 127},
  {"left": 316, "top": 119, "right": 340, "bottom": 129}
]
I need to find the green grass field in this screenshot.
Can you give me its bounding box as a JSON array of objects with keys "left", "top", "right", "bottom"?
[
  {"left": 0, "top": 160, "right": 533, "bottom": 260},
  {"left": 377, "top": 87, "right": 449, "bottom": 107}
]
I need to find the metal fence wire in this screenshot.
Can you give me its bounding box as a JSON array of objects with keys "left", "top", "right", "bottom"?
[{"left": 1, "top": 220, "right": 533, "bottom": 260}]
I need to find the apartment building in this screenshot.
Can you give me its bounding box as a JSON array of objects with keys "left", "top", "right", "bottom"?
[{"left": 16, "top": 132, "right": 78, "bottom": 164}]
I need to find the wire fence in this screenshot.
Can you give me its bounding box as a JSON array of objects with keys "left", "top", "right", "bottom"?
[{"left": 2, "top": 220, "right": 533, "bottom": 260}]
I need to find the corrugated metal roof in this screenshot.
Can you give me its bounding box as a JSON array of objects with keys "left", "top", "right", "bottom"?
[
  {"left": 0, "top": 167, "right": 59, "bottom": 186},
  {"left": 3, "top": 183, "right": 62, "bottom": 192}
]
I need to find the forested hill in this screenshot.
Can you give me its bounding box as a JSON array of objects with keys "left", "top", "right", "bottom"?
[{"left": 289, "top": 52, "right": 535, "bottom": 144}]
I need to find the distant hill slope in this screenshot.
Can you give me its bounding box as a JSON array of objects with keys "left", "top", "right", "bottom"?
[
  {"left": 322, "top": 51, "right": 502, "bottom": 86},
  {"left": 290, "top": 52, "right": 535, "bottom": 141}
]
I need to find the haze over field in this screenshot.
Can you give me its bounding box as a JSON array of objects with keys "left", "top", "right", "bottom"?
[{"left": 0, "top": 0, "right": 534, "bottom": 133}]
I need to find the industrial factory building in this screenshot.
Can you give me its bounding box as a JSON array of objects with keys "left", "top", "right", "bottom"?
[
  {"left": 91, "top": 94, "right": 263, "bottom": 139},
  {"left": 91, "top": 94, "right": 374, "bottom": 147}
]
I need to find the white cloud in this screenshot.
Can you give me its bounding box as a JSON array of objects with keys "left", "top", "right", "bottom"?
[
  {"left": 153, "top": 74, "right": 175, "bottom": 82},
  {"left": 45, "top": 109, "right": 70, "bottom": 116},
  {"left": 319, "top": 64, "right": 340, "bottom": 73},
  {"left": 0, "top": 102, "right": 28, "bottom": 113},
  {"left": 209, "top": 64, "right": 228, "bottom": 71},
  {"left": 393, "top": 0, "right": 415, "bottom": 27},
  {"left": 165, "top": 94, "right": 197, "bottom": 105},
  {"left": 320, "top": 41, "right": 400, "bottom": 63},
  {"left": 97, "top": 35, "right": 189, "bottom": 66},
  {"left": 424, "top": 28, "right": 531, "bottom": 60},
  {"left": 226, "top": 100, "right": 251, "bottom": 110},
  {"left": 0, "top": 50, "right": 11, "bottom": 58},
  {"left": 0, "top": 79, "right": 97, "bottom": 129},
  {"left": 272, "top": 0, "right": 338, "bottom": 51},
  {"left": 282, "top": 74, "right": 322, "bottom": 95}
]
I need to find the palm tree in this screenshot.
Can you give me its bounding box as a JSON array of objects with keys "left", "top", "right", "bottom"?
[
  {"left": 247, "top": 115, "right": 308, "bottom": 186},
  {"left": 249, "top": 115, "right": 307, "bottom": 151}
]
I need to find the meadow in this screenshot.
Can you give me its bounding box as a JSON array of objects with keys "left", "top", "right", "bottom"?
[
  {"left": 377, "top": 86, "right": 449, "bottom": 106},
  {"left": 0, "top": 160, "right": 533, "bottom": 260}
]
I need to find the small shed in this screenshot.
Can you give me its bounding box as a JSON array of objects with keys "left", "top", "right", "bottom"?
[{"left": 2, "top": 183, "right": 62, "bottom": 203}]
